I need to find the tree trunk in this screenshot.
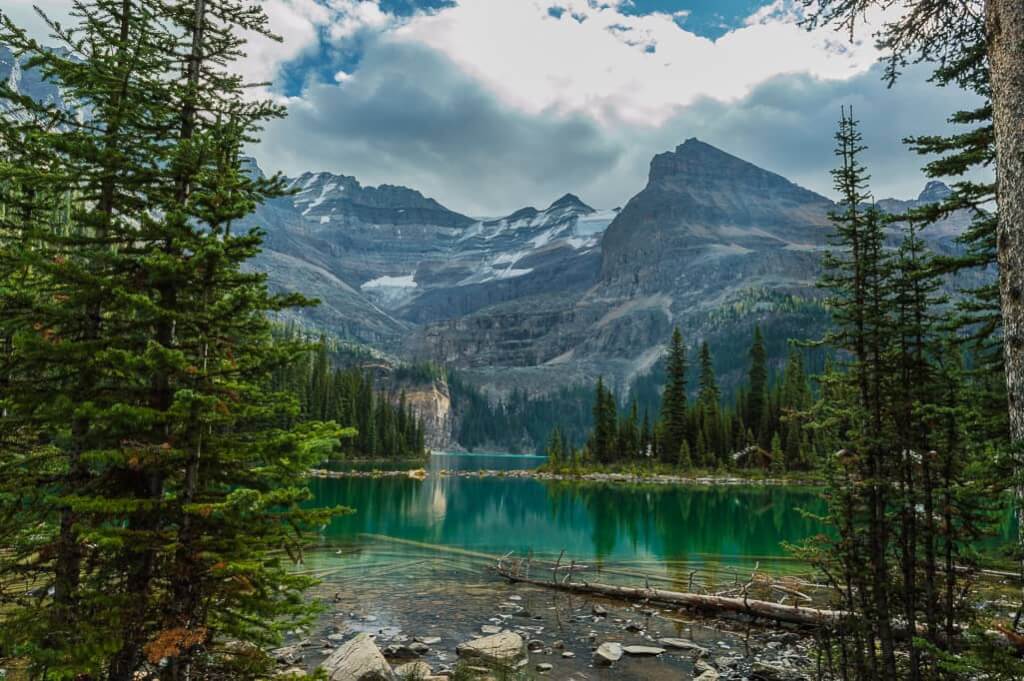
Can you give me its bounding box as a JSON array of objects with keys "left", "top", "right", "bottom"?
[
  {"left": 494, "top": 564, "right": 845, "bottom": 627},
  {"left": 987, "top": 0, "right": 1024, "bottom": 614}
]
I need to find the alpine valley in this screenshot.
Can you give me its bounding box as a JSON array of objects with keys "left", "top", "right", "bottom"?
[{"left": 242, "top": 138, "right": 974, "bottom": 446}]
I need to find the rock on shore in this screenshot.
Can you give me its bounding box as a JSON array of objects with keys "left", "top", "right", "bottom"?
[
  {"left": 455, "top": 631, "right": 526, "bottom": 666},
  {"left": 320, "top": 633, "right": 396, "bottom": 681}
]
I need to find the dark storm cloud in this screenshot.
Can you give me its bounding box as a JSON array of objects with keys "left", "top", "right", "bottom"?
[{"left": 255, "top": 40, "right": 623, "bottom": 216}]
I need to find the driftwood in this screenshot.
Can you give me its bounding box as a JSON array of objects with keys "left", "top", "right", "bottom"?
[{"left": 494, "top": 557, "right": 845, "bottom": 628}]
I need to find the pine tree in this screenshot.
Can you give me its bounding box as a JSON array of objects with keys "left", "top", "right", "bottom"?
[
  {"left": 640, "top": 408, "right": 652, "bottom": 458},
  {"left": 618, "top": 399, "right": 640, "bottom": 459},
  {"left": 547, "top": 426, "right": 565, "bottom": 466},
  {"left": 747, "top": 325, "right": 769, "bottom": 445},
  {"left": 659, "top": 327, "right": 688, "bottom": 463},
  {"left": 590, "top": 377, "right": 618, "bottom": 464},
  {"left": 0, "top": 0, "right": 350, "bottom": 676},
  {"left": 780, "top": 348, "right": 811, "bottom": 470},
  {"left": 697, "top": 341, "right": 721, "bottom": 459},
  {"left": 678, "top": 440, "right": 692, "bottom": 469}
]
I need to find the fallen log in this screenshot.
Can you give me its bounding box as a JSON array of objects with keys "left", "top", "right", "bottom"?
[{"left": 493, "top": 563, "right": 846, "bottom": 628}]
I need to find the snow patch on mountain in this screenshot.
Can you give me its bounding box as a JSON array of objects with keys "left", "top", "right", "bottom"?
[{"left": 362, "top": 274, "right": 418, "bottom": 290}]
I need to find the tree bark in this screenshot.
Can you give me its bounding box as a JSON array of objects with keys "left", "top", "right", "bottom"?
[{"left": 987, "top": 0, "right": 1024, "bottom": 611}]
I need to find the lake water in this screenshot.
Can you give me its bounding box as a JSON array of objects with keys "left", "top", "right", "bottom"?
[
  {"left": 299, "top": 452, "right": 1015, "bottom": 679},
  {"left": 308, "top": 452, "right": 827, "bottom": 574}
]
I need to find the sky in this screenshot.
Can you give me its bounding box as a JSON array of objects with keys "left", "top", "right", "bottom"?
[{"left": 5, "top": 0, "right": 983, "bottom": 216}]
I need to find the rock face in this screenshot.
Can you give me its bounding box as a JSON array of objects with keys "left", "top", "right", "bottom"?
[
  {"left": 319, "top": 633, "right": 396, "bottom": 681},
  {"left": 392, "top": 374, "right": 454, "bottom": 451},
  {"left": 0, "top": 46, "right": 73, "bottom": 122},
  {"left": 244, "top": 173, "right": 613, "bottom": 348},
  {"left": 455, "top": 631, "right": 526, "bottom": 665}
]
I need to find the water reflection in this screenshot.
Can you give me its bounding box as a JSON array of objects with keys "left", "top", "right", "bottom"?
[{"left": 308, "top": 471, "right": 831, "bottom": 574}]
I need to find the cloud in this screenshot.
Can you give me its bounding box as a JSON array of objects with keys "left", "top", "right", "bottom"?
[
  {"left": 255, "top": 39, "right": 622, "bottom": 216},
  {"left": 583, "top": 62, "right": 986, "bottom": 207},
  {"left": 255, "top": 27, "right": 981, "bottom": 216},
  {"left": 392, "top": 0, "right": 885, "bottom": 126}
]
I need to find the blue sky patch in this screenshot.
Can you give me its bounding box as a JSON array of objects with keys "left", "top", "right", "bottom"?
[{"left": 619, "top": 0, "right": 772, "bottom": 39}]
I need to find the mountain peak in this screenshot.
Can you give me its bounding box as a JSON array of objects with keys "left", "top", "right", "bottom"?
[
  {"left": 645, "top": 138, "right": 831, "bottom": 208},
  {"left": 548, "top": 193, "right": 594, "bottom": 213},
  {"left": 918, "top": 180, "right": 952, "bottom": 203}
]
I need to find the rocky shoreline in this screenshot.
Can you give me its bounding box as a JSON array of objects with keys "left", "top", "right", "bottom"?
[
  {"left": 275, "top": 577, "right": 822, "bottom": 680},
  {"left": 308, "top": 467, "right": 822, "bottom": 487}
]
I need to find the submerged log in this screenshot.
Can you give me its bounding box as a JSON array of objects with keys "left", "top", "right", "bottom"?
[{"left": 493, "top": 562, "right": 845, "bottom": 628}]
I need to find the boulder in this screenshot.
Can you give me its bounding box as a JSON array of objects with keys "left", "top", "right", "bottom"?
[
  {"left": 320, "top": 632, "right": 397, "bottom": 681},
  {"left": 592, "top": 642, "right": 623, "bottom": 666},
  {"left": 455, "top": 632, "right": 526, "bottom": 665},
  {"left": 394, "top": 661, "right": 432, "bottom": 679},
  {"left": 695, "top": 671, "right": 720, "bottom": 681}
]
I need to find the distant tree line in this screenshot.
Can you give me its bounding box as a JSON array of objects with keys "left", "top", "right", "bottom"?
[
  {"left": 271, "top": 326, "right": 427, "bottom": 460},
  {"left": 548, "top": 325, "right": 817, "bottom": 470}
]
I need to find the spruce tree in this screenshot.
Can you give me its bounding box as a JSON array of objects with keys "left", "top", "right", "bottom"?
[
  {"left": 659, "top": 327, "right": 688, "bottom": 463},
  {"left": 0, "top": 1, "right": 347, "bottom": 677},
  {"left": 747, "top": 325, "right": 768, "bottom": 445},
  {"left": 697, "top": 341, "right": 721, "bottom": 460}
]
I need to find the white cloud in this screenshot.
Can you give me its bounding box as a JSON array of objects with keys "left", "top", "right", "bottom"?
[
  {"left": 324, "top": 0, "right": 395, "bottom": 41},
  {"left": 390, "top": 0, "right": 885, "bottom": 126},
  {"left": 240, "top": 0, "right": 330, "bottom": 86}
]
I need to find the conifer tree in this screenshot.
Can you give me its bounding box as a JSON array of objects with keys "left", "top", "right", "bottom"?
[
  {"left": 747, "top": 325, "right": 769, "bottom": 445},
  {"left": 697, "top": 341, "right": 721, "bottom": 459},
  {"left": 678, "top": 440, "right": 692, "bottom": 469},
  {"left": 0, "top": 2, "right": 348, "bottom": 677},
  {"left": 780, "top": 348, "right": 812, "bottom": 469},
  {"left": 547, "top": 426, "right": 565, "bottom": 466},
  {"left": 659, "top": 327, "right": 688, "bottom": 463},
  {"left": 640, "top": 408, "right": 652, "bottom": 458},
  {"left": 815, "top": 107, "right": 899, "bottom": 678},
  {"left": 590, "top": 377, "right": 618, "bottom": 463}
]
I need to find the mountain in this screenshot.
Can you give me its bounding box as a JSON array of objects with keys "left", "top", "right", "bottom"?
[
  {"left": 1, "top": 46, "right": 82, "bottom": 122},
  {"left": 245, "top": 167, "right": 616, "bottom": 346},
  {"left": 0, "top": 49, "right": 974, "bottom": 400},
  {"left": 403, "top": 140, "right": 971, "bottom": 398}
]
